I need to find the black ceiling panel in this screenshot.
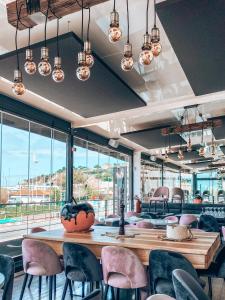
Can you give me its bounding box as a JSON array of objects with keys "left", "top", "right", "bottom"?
[
  {"left": 0, "top": 32, "right": 146, "bottom": 118},
  {"left": 208, "top": 117, "right": 225, "bottom": 140},
  {"left": 220, "top": 146, "right": 225, "bottom": 155},
  {"left": 156, "top": 0, "right": 225, "bottom": 95},
  {"left": 169, "top": 150, "right": 200, "bottom": 161},
  {"left": 122, "top": 127, "right": 186, "bottom": 149},
  {"left": 185, "top": 161, "right": 211, "bottom": 169}
]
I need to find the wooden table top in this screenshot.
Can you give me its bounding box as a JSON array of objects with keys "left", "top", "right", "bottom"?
[{"left": 24, "top": 226, "right": 221, "bottom": 269}]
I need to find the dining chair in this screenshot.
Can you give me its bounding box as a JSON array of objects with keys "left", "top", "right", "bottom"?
[
  {"left": 217, "top": 190, "right": 225, "bottom": 203},
  {"left": 171, "top": 187, "right": 184, "bottom": 212},
  {"left": 135, "top": 220, "right": 154, "bottom": 229},
  {"left": 172, "top": 269, "right": 209, "bottom": 300},
  {"left": 62, "top": 242, "right": 103, "bottom": 300},
  {"left": 27, "top": 227, "right": 47, "bottom": 289},
  {"left": 82, "top": 289, "right": 101, "bottom": 300},
  {"left": 179, "top": 214, "right": 198, "bottom": 228},
  {"left": 0, "top": 255, "right": 15, "bottom": 300},
  {"left": 106, "top": 214, "right": 119, "bottom": 218},
  {"left": 125, "top": 211, "right": 139, "bottom": 218},
  {"left": 20, "top": 239, "right": 63, "bottom": 300},
  {"left": 101, "top": 245, "right": 147, "bottom": 300},
  {"left": 148, "top": 187, "right": 169, "bottom": 213},
  {"left": 197, "top": 244, "right": 225, "bottom": 298},
  {"left": 199, "top": 214, "right": 220, "bottom": 232},
  {"left": 149, "top": 249, "right": 205, "bottom": 298},
  {"left": 164, "top": 216, "right": 179, "bottom": 223}
]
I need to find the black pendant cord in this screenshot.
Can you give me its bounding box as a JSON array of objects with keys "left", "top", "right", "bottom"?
[
  {"left": 15, "top": 0, "right": 20, "bottom": 70},
  {"left": 126, "top": 0, "right": 130, "bottom": 43},
  {"left": 56, "top": 17, "right": 60, "bottom": 57},
  {"left": 44, "top": 0, "right": 50, "bottom": 48},
  {"left": 81, "top": 0, "right": 84, "bottom": 48},
  {"left": 201, "top": 125, "right": 204, "bottom": 145},
  {"left": 146, "top": 0, "right": 150, "bottom": 34},
  {"left": 113, "top": 0, "right": 116, "bottom": 12},
  {"left": 154, "top": 0, "right": 156, "bottom": 27},
  {"left": 28, "top": 27, "right": 31, "bottom": 49},
  {"left": 87, "top": 7, "right": 90, "bottom": 42}
]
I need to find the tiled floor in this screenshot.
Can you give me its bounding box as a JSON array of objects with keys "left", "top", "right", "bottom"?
[{"left": 3, "top": 273, "right": 225, "bottom": 300}]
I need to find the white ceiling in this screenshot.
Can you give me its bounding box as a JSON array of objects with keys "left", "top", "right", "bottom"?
[{"left": 0, "top": 0, "right": 225, "bottom": 171}]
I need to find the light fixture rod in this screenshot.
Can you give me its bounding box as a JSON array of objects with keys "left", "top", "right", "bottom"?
[
  {"left": 146, "top": 0, "right": 150, "bottom": 34},
  {"left": 126, "top": 0, "right": 130, "bottom": 43}
]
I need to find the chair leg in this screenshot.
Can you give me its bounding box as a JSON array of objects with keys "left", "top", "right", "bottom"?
[
  {"left": 116, "top": 288, "right": 120, "bottom": 300},
  {"left": 38, "top": 276, "right": 42, "bottom": 299},
  {"left": 53, "top": 275, "right": 56, "bottom": 298},
  {"left": 82, "top": 282, "right": 85, "bottom": 297},
  {"left": 28, "top": 275, "right": 33, "bottom": 288},
  {"left": 103, "top": 284, "right": 109, "bottom": 300},
  {"left": 154, "top": 201, "right": 156, "bottom": 212},
  {"left": 208, "top": 277, "right": 213, "bottom": 299},
  {"left": 49, "top": 276, "right": 53, "bottom": 300},
  {"left": 135, "top": 289, "right": 139, "bottom": 300},
  {"left": 61, "top": 278, "right": 69, "bottom": 300},
  {"left": 111, "top": 286, "right": 115, "bottom": 300},
  {"left": 19, "top": 273, "right": 29, "bottom": 300},
  {"left": 68, "top": 279, "right": 73, "bottom": 300}
]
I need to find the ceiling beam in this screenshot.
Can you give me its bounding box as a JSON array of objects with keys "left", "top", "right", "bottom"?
[{"left": 6, "top": 0, "right": 109, "bottom": 30}]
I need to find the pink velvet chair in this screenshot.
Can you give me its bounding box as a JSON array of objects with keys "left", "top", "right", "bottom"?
[
  {"left": 20, "top": 239, "right": 63, "bottom": 300},
  {"left": 30, "top": 227, "right": 46, "bottom": 233},
  {"left": 222, "top": 226, "right": 225, "bottom": 240},
  {"left": 148, "top": 187, "right": 169, "bottom": 213},
  {"left": 101, "top": 246, "right": 147, "bottom": 300},
  {"left": 126, "top": 211, "right": 139, "bottom": 218},
  {"left": 179, "top": 214, "right": 198, "bottom": 228},
  {"left": 136, "top": 221, "right": 154, "bottom": 229}
]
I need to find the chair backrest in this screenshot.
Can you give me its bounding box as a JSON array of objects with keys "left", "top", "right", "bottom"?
[
  {"left": 172, "top": 188, "right": 184, "bottom": 200},
  {"left": 179, "top": 214, "right": 198, "bottom": 228},
  {"left": 172, "top": 269, "right": 209, "bottom": 300},
  {"left": 203, "top": 190, "right": 210, "bottom": 196},
  {"left": 149, "top": 250, "right": 198, "bottom": 296},
  {"left": 22, "top": 239, "right": 62, "bottom": 276},
  {"left": 30, "top": 227, "right": 46, "bottom": 233},
  {"left": 164, "top": 216, "right": 179, "bottom": 223},
  {"left": 218, "top": 190, "right": 224, "bottom": 196},
  {"left": 136, "top": 221, "right": 154, "bottom": 229},
  {"left": 0, "top": 255, "right": 15, "bottom": 300},
  {"left": 153, "top": 187, "right": 169, "bottom": 198},
  {"left": 199, "top": 215, "right": 220, "bottom": 232},
  {"left": 63, "top": 242, "right": 102, "bottom": 282},
  {"left": 101, "top": 246, "right": 147, "bottom": 289}
]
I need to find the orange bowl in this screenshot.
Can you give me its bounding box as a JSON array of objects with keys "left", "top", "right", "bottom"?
[{"left": 61, "top": 211, "right": 95, "bottom": 233}]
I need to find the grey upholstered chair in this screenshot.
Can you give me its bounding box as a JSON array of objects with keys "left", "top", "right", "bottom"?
[{"left": 0, "top": 255, "right": 15, "bottom": 300}]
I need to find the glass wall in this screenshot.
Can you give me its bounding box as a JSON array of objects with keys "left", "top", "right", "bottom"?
[
  {"left": 73, "top": 137, "right": 131, "bottom": 219},
  {"left": 163, "top": 167, "right": 180, "bottom": 198},
  {"left": 141, "top": 161, "right": 162, "bottom": 196},
  {"left": 0, "top": 111, "right": 67, "bottom": 241}
]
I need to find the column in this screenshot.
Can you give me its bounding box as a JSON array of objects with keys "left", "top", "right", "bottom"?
[{"left": 133, "top": 151, "right": 142, "bottom": 198}]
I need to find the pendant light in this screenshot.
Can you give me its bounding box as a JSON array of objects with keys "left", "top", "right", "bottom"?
[
  {"left": 12, "top": 0, "right": 26, "bottom": 96},
  {"left": 84, "top": 7, "right": 94, "bottom": 68},
  {"left": 52, "top": 17, "right": 65, "bottom": 82},
  {"left": 151, "top": 0, "right": 162, "bottom": 57},
  {"left": 139, "top": 0, "right": 153, "bottom": 66},
  {"left": 178, "top": 149, "right": 184, "bottom": 160},
  {"left": 108, "top": 0, "right": 122, "bottom": 43},
  {"left": 38, "top": 1, "right": 52, "bottom": 76},
  {"left": 211, "top": 127, "right": 216, "bottom": 156},
  {"left": 121, "top": 0, "right": 133, "bottom": 71},
  {"left": 199, "top": 125, "right": 205, "bottom": 157},
  {"left": 24, "top": 27, "right": 37, "bottom": 75},
  {"left": 187, "top": 135, "right": 192, "bottom": 152},
  {"left": 76, "top": 0, "right": 90, "bottom": 81}
]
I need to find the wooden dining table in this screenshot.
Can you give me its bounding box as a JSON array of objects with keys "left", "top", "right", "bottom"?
[{"left": 24, "top": 226, "right": 221, "bottom": 270}]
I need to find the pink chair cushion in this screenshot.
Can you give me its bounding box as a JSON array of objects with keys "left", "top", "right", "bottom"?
[
  {"left": 126, "top": 211, "right": 139, "bottom": 218},
  {"left": 136, "top": 221, "right": 154, "bottom": 229},
  {"left": 179, "top": 214, "right": 198, "bottom": 226},
  {"left": 30, "top": 227, "right": 46, "bottom": 233},
  {"left": 22, "top": 239, "right": 63, "bottom": 276},
  {"left": 101, "top": 246, "right": 147, "bottom": 289},
  {"left": 164, "top": 216, "right": 179, "bottom": 223}
]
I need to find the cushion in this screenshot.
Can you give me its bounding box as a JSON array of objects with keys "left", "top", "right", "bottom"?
[
  {"left": 155, "top": 279, "right": 175, "bottom": 298},
  {"left": 108, "top": 273, "right": 131, "bottom": 289}
]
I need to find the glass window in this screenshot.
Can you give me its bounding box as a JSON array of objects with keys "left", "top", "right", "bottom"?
[{"left": 141, "top": 161, "right": 162, "bottom": 196}]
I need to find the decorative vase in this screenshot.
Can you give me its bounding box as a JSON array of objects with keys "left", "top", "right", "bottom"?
[{"left": 60, "top": 198, "right": 95, "bottom": 233}]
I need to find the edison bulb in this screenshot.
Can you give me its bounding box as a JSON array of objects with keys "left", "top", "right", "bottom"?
[
  {"left": 151, "top": 42, "right": 162, "bottom": 57},
  {"left": 38, "top": 60, "right": 52, "bottom": 76},
  {"left": 178, "top": 149, "right": 184, "bottom": 160},
  {"left": 52, "top": 67, "right": 64, "bottom": 82},
  {"left": 76, "top": 66, "right": 90, "bottom": 81},
  {"left": 199, "top": 147, "right": 205, "bottom": 157},
  {"left": 85, "top": 54, "right": 94, "bottom": 68},
  {"left": 108, "top": 26, "right": 122, "bottom": 43},
  {"left": 139, "top": 49, "right": 153, "bottom": 66},
  {"left": 24, "top": 60, "right": 37, "bottom": 75},
  {"left": 121, "top": 56, "right": 134, "bottom": 71},
  {"left": 12, "top": 82, "right": 25, "bottom": 96}
]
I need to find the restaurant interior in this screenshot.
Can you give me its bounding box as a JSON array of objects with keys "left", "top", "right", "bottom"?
[{"left": 0, "top": 0, "right": 224, "bottom": 299}]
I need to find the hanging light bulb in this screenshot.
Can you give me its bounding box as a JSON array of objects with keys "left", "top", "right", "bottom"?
[
  {"left": 84, "top": 41, "right": 94, "bottom": 68},
  {"left": 178, "top": 149, "right": 184, "bottom": 160},
  {"left": 139, "top": 34, "right": 153, "bottom": 65},
  {"left": 52, "top": 57, "right": 64, "bottom": 82},
  {"left": 151, "top": 1, "right": 161, "bottom": 57},
  {"left": 76, "top": 51, "right": 90, "bottom": 81},
  {"left": 108, "top": 0, "right": 122, "bottom": 43},
  {"left": 211, "top": 143, "right": 216, "bottom": 156},
  {"left": 52, "top": 18, "right": 64, "bottom": 82},
  {"left": 38, "top": 47, "right": 52, "bottom": 76},
  {"left": 187, "top": 136, "right": 192, "bottom": 152},
  {"left": 24, "top": 48, "right": 36, "bottom": 75},
  {"left": 121, "top": 0, "right": 133, "bottom": 72},
  {"left": 12, "top": 1, "right": 26, "bottom": 96},
  {"left": 165, "top": 150, "right": 169, "bottom": 160},
  {"left": 121, "top": 43, "right": 134, "bottom": 71},
  {"left": 12, "top": 69, "right": 26, "bottom": 96},
  {"left": 199, "top": 146, "right": 205, "bottom": 157}
]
